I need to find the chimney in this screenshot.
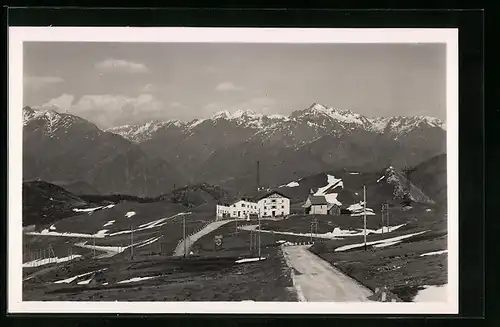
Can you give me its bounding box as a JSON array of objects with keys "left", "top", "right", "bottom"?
[{"left": 256, "top": 160, "right": 260, "bottom": 191}]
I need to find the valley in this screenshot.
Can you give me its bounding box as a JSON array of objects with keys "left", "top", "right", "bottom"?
[{"left": 21, "top": 151, "right": 448, "bottom": 302}]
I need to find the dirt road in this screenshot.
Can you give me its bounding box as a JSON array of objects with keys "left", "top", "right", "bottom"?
[
  {"left": 173, "top": 219, "right": 235, "bottom": 256},
  {"left": 282, "top": 245, "right": 373, "bottom": 302},
  {"left": 238, "top": 224, "right": 341, "bottom": 240}
]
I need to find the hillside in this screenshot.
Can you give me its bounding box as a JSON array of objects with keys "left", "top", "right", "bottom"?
[
  {"left": 408, "top": 154, "right": 447, "bottom": 205},
  {"left": 52, "top": 180, "right": 102, "bottom": 195},
  {"left": 22, "top": 181, "right": 90, "bottom": 227},
  {"left": 238, "top": 165, "right": 438, "bottom": 213},
  {"left": 159, "top": 183, "right": 233, "bottom": 207},
  {"left": 23, "top": 107, "right": 187, "bottom": 197}
]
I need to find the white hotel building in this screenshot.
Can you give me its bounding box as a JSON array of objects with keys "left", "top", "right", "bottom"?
[{"left": 216, "top": 191, "right": 290, "bottom": 220}]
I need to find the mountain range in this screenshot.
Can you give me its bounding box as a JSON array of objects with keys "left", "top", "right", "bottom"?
[
  {"left": 23, "top": 106, "right": 187, "bottom": 197},
  {"left": 23, "top": 103, "right": 446, "bottom": 197}
]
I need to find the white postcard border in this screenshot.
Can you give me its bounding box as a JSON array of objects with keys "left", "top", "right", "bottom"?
[{"left": 8, "top": 27, "right": 459, "bottom": 314}]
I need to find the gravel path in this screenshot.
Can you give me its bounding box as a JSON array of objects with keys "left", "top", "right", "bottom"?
[
  {"left": 282, "top": 245, "right": 373, "bottom": 302},
  {"left": 173, "top": 219, "right": 236, "bottom": 256}
]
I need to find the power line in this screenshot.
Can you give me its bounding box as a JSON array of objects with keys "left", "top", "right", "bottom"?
[{"left": 363, "top": 184, "right": 367, "bottom": 251}]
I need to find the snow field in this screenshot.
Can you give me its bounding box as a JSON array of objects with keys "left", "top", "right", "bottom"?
[
  {"left": 413, "top": 284, "right": 448, "bottom": 302},
  {"left": 23, "top": 254, "right": 83, "bottom": 268},
  {"left": 334, "top": 230, "right": 428, "bottom": 252}
]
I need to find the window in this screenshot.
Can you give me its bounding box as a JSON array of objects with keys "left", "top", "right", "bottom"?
[
  {"left": 242, "top": 203, "right": 246, "bottom": 207},
  {"left": 272, "top": 205, "right": 276, "bottom": 209},
  {"left": 272, "top": 199, "right": 276, "bottom": 203},
  {"left": 282, "top": 206, "right": 284, "bottom": 209}
]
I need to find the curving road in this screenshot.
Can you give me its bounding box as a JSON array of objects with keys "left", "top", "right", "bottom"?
[
  {"left": 282, "top": 245, "right": 373, "bottom": 302},
  {"left": 173, "top": 219, "right": 236, "bottom": 256}
]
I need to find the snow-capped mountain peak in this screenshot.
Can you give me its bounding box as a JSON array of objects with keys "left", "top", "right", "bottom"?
[
  {"left": 212, "top": 109, "right": 263, "bottom": 120},
  {"left": 369, "top": 115, "right": 446, "bottom": 136},
  {"left": 212, "top": 110, "right": 231, "bottom": 120},
  {"left": 23, "top": 106, "right": 99, "bottom": 138},
  {"left": 210, "top": 109, "right": 272, "bottom": 129},
  {"left": 106, "top": 119, "right": 185, "bottom": 143},
  {"left": 294, "top": 102, "right": 371, "bottom": 126},
  {"left": 93, "top": 101, "right": 445, "bottom": 146},
  {"left": 24, "top": 106, "right": 71, "bottom": 126}
]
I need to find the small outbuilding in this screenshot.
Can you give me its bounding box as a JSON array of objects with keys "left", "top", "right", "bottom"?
[{"left": 303, "top": 195, "right": 329, "bottom": 215}]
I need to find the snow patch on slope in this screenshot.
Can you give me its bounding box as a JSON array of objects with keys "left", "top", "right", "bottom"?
[
  {"left": 23, "top": 254, "right": 83, "bottom": 268},
  {"left": 420, "top": 250, "right": 448, "bottom": 257},
  {"left": 334, "top": 231, "right": 427, "bottom": 252},
  {"left": 413, "top": 284, "right": 448, "bottom": 302},
  {"left": 313, "top": 174, "right": 343, "bottom": 206}
]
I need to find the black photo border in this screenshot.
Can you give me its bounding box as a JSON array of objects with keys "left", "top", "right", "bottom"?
[{"left": 1, "top": 5, "right": 486, "bottom": 327}]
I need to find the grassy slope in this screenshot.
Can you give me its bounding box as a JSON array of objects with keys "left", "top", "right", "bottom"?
[
  {"left": 261, "top": 202, "right": 445, "bottom": 234},
  {"left": 23, "top": 181, "right": 90, "bottom": 227},
  {"left": 23, "top": 201, "right": 214, "bottom": 262},
  {"left": 23, "top": 247, "right": 297, "bottom": 301},
  {"left": 193, "top": 220, "right": 314, "bottom": 256},
  {"left": 22, "top": 202, "right": 298, "bottom": 301},
  {"left": 308, "top": 204, "right": 448, "bottom": 301}
]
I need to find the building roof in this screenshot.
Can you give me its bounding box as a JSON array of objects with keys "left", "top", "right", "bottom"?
[
  {"left": 327, "top": 203, "right": 340, "bottom": 210},
  {"left": 256, "top": 190, "right": 291, "bottom": 201},
  {"left": 308, "top": 195, "right": 328, "bottom": 205},
  {"left": 227, "top": 198, "right": 258, "bottom": 206}
]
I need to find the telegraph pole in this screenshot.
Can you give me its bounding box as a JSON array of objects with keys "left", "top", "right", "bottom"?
[
  {"left": 125, "top": 210, "right": 137, "bottom": 260},
  {"left": 310, "top": 220, "right": 313, "bottom": 243},
  {"left": 183, "top": 214, "right": 186, "bottom": 257},
  {"left": 315, "top": 218, "right": 318, "bottom": 239},
  {"left": 93, "top": 233, "right": 96, "bottom": 259},
  {"left": 130, "top": 223, "right": 134, "bottom": 258},
  {"left": 386, "top": 203, "right": 390, "bottom": 230},
  {"left": 384, "top": 202, "right": 390, "bottom": 232},
  {"left": 363, "top": 185, "right": 367, "bottom": 251},
  {"left": 381, "top": 204, "right": 384, "bottom": 234},
  {"left": 258, "top": 215, "right": 261, "bottom": 259},
  {"left": 310, "top": 218, "right": 318, "bottom": 243}
]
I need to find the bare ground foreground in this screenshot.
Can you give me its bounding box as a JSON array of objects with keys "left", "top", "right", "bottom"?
[
  {"left": 282, "top": 245, "right": 373, "bottom": 302},
  {"left": 22, "top": 198, "right": 447, "bottom": 302},
  {"left": 23, "top": 248, "right": 298, "bottom": 301}
]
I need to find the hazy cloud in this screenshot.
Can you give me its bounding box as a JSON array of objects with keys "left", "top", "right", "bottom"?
[
  {"left": 229, "top": 97, "right": 277, "bottom": 114},
  {"left": 215, "top": 82, "right": 243, "bottom": 92},
  {"left": 24, "top": 76, "right": 65, "bottom": 90},
  {"left": 95, "top": 58, "right": 149, "bottom": 74},
  {"left": 140, "top": 83, "right": 156, "bottom": 93},
  {"left": 40, "top": 93, "right": 75, "bottom": 111},
  {"left": 198, "top": 97, "right": 278, "bottom": 117},
  {"left": 38, "top": 93, "right": 163, "bottom": 128}
]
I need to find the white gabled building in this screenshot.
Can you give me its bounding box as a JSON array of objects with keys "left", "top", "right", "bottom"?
[
  {"left": 216, "top": 192, "right": 291, "bottom": 220},
  {"left": 302, "top": 194, "right": 342, "bottom": 216},
  {"left": 216, "top": 198, "right": 258, "bottom": 220},
  {"left": 303, "top": 195, "right": 328, "bottom": 215},
  {"left": 216, "top": 203, "right": 231, "bottom": 219},
  {"left": 229, "top": 199, "right": 259, "bottom": 220},
  {"left": 256, "top": 191, "right": 290, "bottom": 218}
]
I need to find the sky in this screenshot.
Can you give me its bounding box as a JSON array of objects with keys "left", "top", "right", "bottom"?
[{"left": 23, "top": 42, "right": 446, "bottom": 129}]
